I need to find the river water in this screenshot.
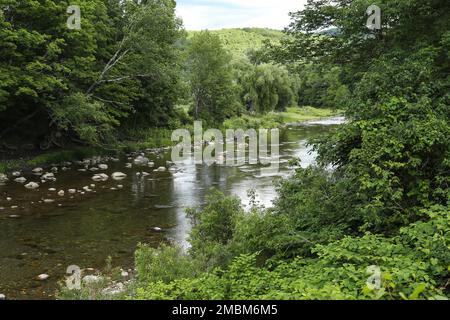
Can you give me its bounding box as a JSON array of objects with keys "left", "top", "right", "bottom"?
[{"left": 0, "top": 117, "right": 344, "bottom": 299}]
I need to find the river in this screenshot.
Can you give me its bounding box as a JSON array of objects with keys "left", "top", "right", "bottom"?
[{"left": 0, "top": 117, "right": 344, "bottom": 299}]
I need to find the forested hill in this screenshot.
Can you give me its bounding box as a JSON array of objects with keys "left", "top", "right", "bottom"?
[{"left": 188, "top": 28, "right": 285, "bottom": 58}]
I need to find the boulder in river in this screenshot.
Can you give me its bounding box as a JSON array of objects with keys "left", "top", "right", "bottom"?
[
  {"left": 92, "top": 173, "right": 109, "bottom": 182},
  {"left": 0, "top": 174, "right": 8, "bottom": 183},
  {"left": 25, "top": 182, "right": 39, "bottom": 190},
  {"left": 14, "top": 177, "right": 27, "bottom": 184},
  {"left": 41, "top": 172, "right": 56, "bottom": 181},
  {"left": 12, "top": 171, "right": 21, "bottom": 177},
  {"left": 112, "top": 172, "right": 127, "bottom": 181},
  {"left": 32, "top": 167, "right": 43, "bottom": 174},
  {"left": 98, "top": 164, "right": 108, "bottom": 170},
  {"left": 134, "top": 155, "right": 149, "bottom": 166}
]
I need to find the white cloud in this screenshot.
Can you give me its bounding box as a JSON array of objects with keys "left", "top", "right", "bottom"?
[{"left": 176, "top": 0, "right": 307, "bottom": 30}]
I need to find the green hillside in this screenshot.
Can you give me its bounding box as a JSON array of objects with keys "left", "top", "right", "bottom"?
[{"left": 188, "top": 28, "right": 285, "bottom": 58}]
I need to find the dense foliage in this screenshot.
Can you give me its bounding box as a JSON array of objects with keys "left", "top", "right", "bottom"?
[
  {"left": 130, "top": 0, "right": 449, "bottom": 301},
  {"left": 0, "top": 0, "right": 183, "bottom": 147}
]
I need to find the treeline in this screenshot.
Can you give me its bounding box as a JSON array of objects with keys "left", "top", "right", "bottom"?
[
  {"left": 121, "top": 0, "right": 449, "bottom": 300},
  {"left": 0, "top": 0, "right": 346, "bottom": 151}
]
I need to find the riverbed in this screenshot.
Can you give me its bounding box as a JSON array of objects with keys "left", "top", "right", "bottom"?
[{"left": 0, "top": 117, "right": 344, "bottom": 299}]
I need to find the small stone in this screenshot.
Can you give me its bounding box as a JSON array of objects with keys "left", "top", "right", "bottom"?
[
  {"left": 112, "top": 172, "right": 127, "bottom": 181},
  {"left": 68, "top": 189, "right": 76, "bottom": 194},
  {"left": 125, "top": 163, "right": 132, "bottom": 169},
  {"left": 43, "top": 199, "right": 55, "bottom": 204},
  {"left": 58, "top": 190, "right": 65, "bottom": 197},
  {"left": 12, "top": 171, "right": 21, "bottom": 177},
  {"left": 9, "top": 215, "right": 20, "bottom": 218},
  {"left": 152, "top": 227, "right": 162, "bottom": 232},
  {"left": 14, "top": 177, "right": 27, "bottom": 183},
  {"left": 0, "top": 293, "right": 5, "bottom": 300},
  {"left": 134, "top": 156, "right": 149, "bottom": 166},
  {"left": 154, "top": 167, "right": 166, "bottom": 172},
  {"left": 10, "top": 206, "right": 18, "bottom": 209},
  {"left": 25, "top": 182, "right": 39, "bottom": 190},
  {"left": 98, "top": 164, "right": 108, "bottom": 170},
  {"left": 6, "top": 197, "right": 12, "bottom": 201},
  {"left": 32, "top": 168, "right": 43, "bottom": 174},
  {"left": 117, "top": 185, "right": 123, "bottom": 189},
  {"left": 92, "top": 173, "right": 109, "bottom": 182},
  {"left": 37, "top": 274, "right": 49, "bottom": 281},
  {"left": 48, "top": 188, "right": 56, "bottom": 192},
  {"left": 41, "top": 173, "right": 56, "bottom": 181},
  {"left": 0, "top": 173, "right": 8, "bottom": 183},
  {"left": 121, "top": 271, "right": 129, "bottom": 278}
]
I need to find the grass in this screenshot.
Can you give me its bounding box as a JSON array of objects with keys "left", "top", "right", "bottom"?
[
  {"left": 223, "top": 106, "right": 341, "bottom": 130},
  {"left": 280, "top": 106, "right": 341, "bottom": 123}
]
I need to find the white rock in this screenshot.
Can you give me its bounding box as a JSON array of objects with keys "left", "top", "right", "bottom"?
[
  {"left": 51, "top": 167, "right": 58, "bottom": 173},
  {"left": 0, "top": 293, "right": 5, "bottom": 300},
  {"left": 98, "top": 164, "right": 108, "bottom": 170},
  {"left": 68, "top": 189, "right": 76, "bottom": 194},
  {"left": 32, "top": 168, "right": 43, "bottom": 174},
  {"left": 92, "top": 173, "right": 109, "bottom": 182},
  {"left": 10, "top": 206, "right": 18, "bottom": 209},
  {"left": 121, "top": 271, "right": 129, "bottom": 278},
  {"left": 141, "top": 172, "right": 150, "bottom": 177},
  {"left": 25, "top": 182, "right": 39, "bottom": 190},
  {"left": 37, "top": 274, "right": 49, "bottom": 281},
  {"left": 125, "top": 163, "right": 132, "bottom": 169},
  {"left": 154, "top": 167, "right": 166, "bottom": 172},
  {"left": 58, "top": 190, "right": 65, "bottom": 197},
  {"left": 78, "top": 169, "right": 87, "bottom": 172},
  {"left": 43, "top": 199, "right": 55, "bottom": 204},
  {"left": 41, "top": 173, "right": 56, "bottom": 181},
  {"left": 89, "top": 167, "right": 99, "bottom": 172},
  {"left": 0, "top": 207, "right": 4, "bottom": 210},
  {"left": 14, "top": 177, "right": 27, "bottom": 183},
  {"left": 134, "top": 156, "right": 149, "bottom": 166},
  {"left": 0, "top": 174, "right": 9, "bottom": 183},
  {"left": 83, "top": 275, "right": 102, "bottom": 284},
  {"left": 6, "top": 197, "right": 12, "bottom": 201},
  {"left": 117, "top": 185, "right": 123, "bottom": 189},
  {"left": 148, "top": 162, "right": 155, "bottom": 168},
  {"left": 12, "top": 171, "right": 21, "bottom": 177},
  {"left": 48, "top": 188, "right": 56, "bottom": 192},
  {"left": 112, "top": 172, "right": 127, "bottom": 181},
  {"left": 153, "top": 227, "right": 162, "bottom": 232}
]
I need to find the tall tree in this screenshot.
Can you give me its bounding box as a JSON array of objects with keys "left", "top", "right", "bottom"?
[{"left": 186, "top": 31, "right": 240, "bottom": 124}]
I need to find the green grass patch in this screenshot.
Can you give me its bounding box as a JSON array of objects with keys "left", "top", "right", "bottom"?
[{"left": 280, "top": 106, "right": 341, "bottom": 123}]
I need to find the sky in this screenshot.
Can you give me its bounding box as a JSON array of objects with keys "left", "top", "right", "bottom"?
[{"left": 176, "top": 0, "right": 307, "bottom": 30}]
